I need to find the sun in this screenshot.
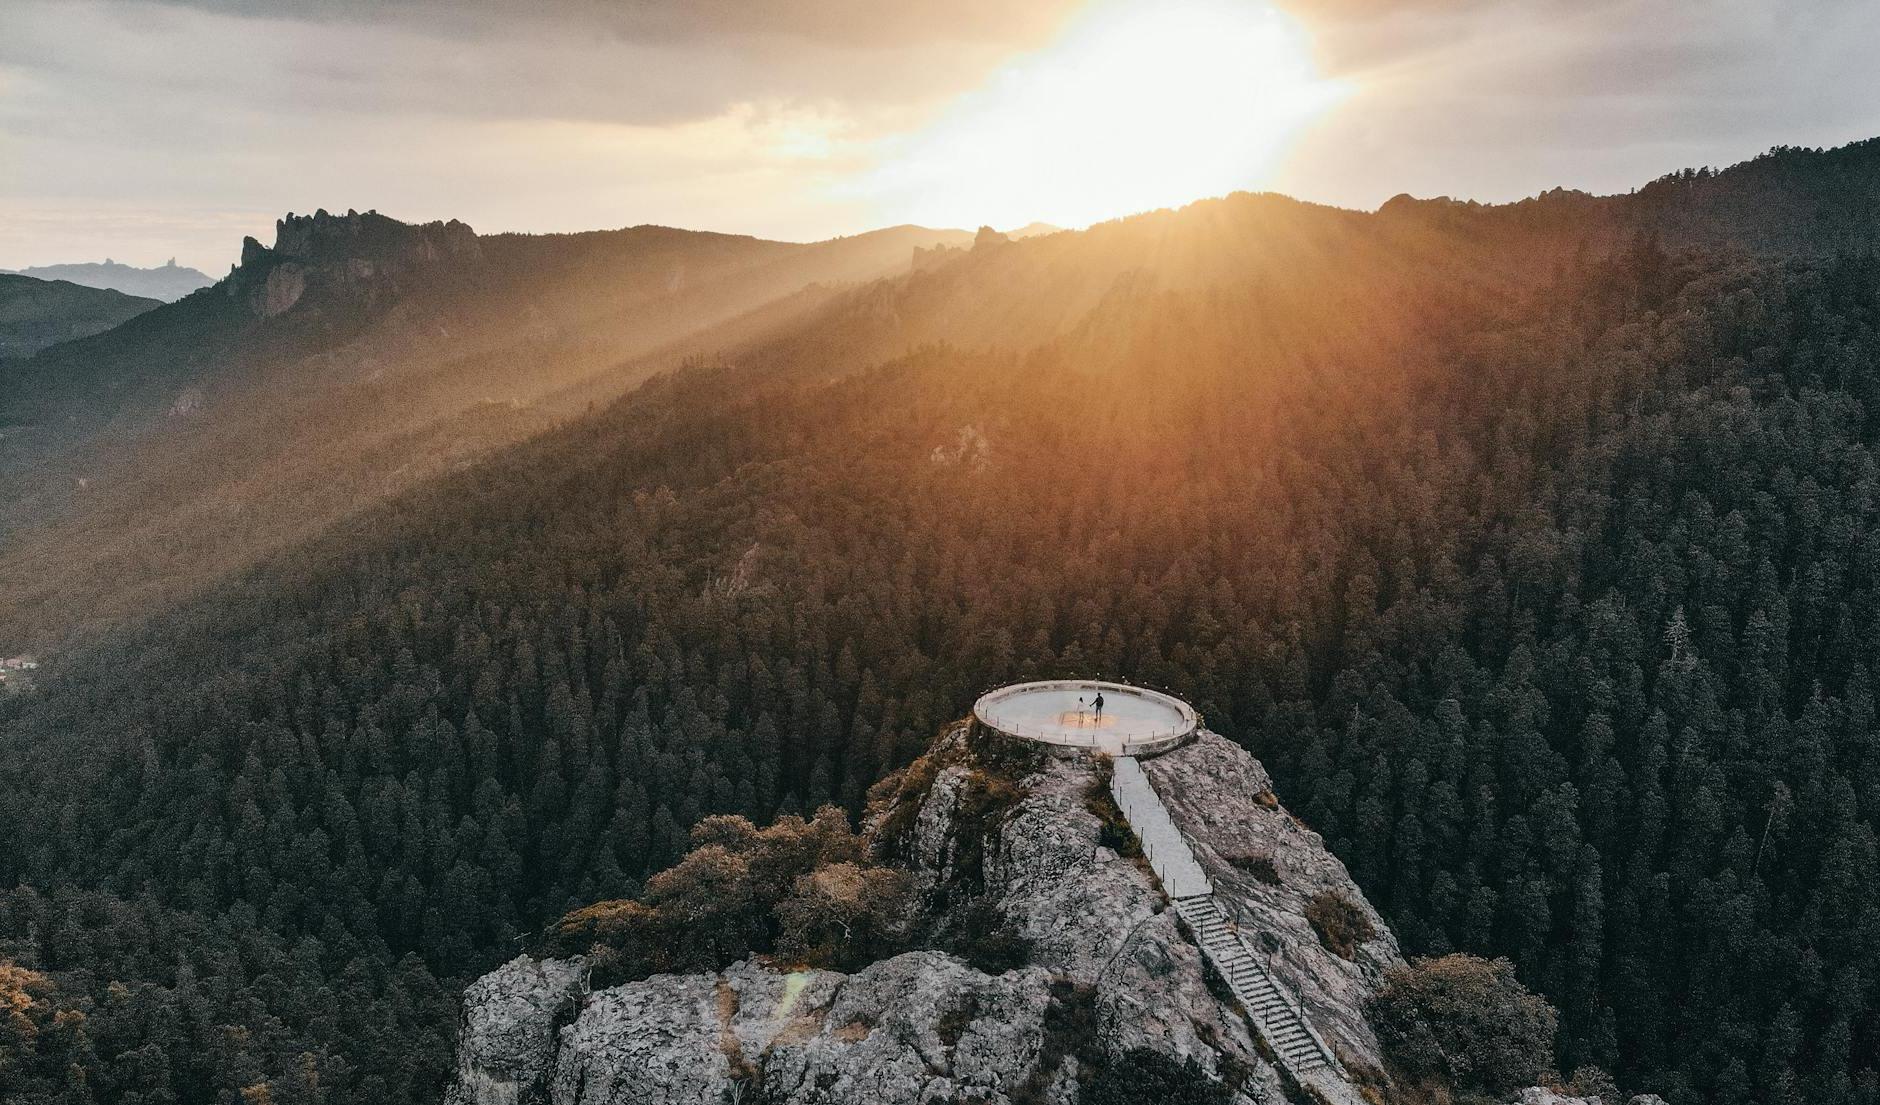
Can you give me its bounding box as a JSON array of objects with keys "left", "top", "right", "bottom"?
[{"left": 863, "top": 0, "right": 1347, "bottom": 231}]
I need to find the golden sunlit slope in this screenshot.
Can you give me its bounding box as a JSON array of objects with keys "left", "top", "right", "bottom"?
[
  {"left": 6, "top": 136, "right": 1873, "bottom": 654},
  {"left": 720, "top": 189, "right": 1584, "bottom": 394},
  {"left": 786, "top": 137, "right": 1880, "bottom": 386},
  {"left": 0, "top": 214, "right": 969, "bottom": 650}
]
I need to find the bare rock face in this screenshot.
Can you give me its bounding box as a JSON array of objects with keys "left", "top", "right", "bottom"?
[
  {"left": 168, "top": 387, "right": 205, "bottom": 417},
  {"left": 269, "top": 208, "right": 480, "bottom": 268},
  {"left": 1512, "top": 1090, "right": 1606, "bottom": 1105},
  {"left": 227, "top": 208, "right": 483, "bottom": 320},
  {"left": 549, "top": 969, "right": 726, "bottom": 1104},
  {"left": 542, "top": 954, "right": 1064, "bottom": 1105},
  {"left": 1509, "top": 1090, "right": 1667, "bottom": 1105},
  {"left": 1147, "top": 732, "right": 1403, "bottom": 1071},
  {"left": 986, "top": 759, "right": 1158, "bottom": 980},
  {"left": 259, "top": 264, "right": 306, "bottom": 317},
  {"left": 759, "top": 954, "right": 1058, "bottom": 1104},
  {"left": 984, "top": 754, "right": 1267, "bottom": 1083},
  {"left": 907, "top": 761, "right": 969, "bottom": 896},
  {"left": 446, "top": 955, "right": 587, "bottom": 1105},
  {"left": 446, "top": 729, "right": 1392, "bottom": 1105}
]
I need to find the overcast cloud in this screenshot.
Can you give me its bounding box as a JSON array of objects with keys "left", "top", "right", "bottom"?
[{"left": 2, "top": 0, "right": 1876, "bottom": 272}]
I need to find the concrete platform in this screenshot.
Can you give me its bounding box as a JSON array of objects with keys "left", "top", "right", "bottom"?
[{"left": 972, "top": 679, "right": 1197, "bottom": 756}]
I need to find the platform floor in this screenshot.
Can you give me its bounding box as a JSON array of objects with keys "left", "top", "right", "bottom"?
[{"left": 976, "top": 685, "right": 1189, "bottom": 755}]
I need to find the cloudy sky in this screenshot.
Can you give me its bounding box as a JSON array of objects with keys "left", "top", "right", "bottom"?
[{"left": 3, "top": 0, "right": 1877, "bottom": 273}]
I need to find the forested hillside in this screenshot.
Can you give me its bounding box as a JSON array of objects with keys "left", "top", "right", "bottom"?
[
  {"left": 2, "top": 146, "right": 1879, "bottom": 1104},
  {"left": 0, "top": 211, "right": 966, "bottom": 651},
  {"left": 0, "top": 274, "right": 158, "bottom": 358}
]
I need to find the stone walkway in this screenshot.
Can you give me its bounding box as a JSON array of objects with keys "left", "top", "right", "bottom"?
[
  {"left": 1110, "top": 755, "right": 1362, "bottom": 1105},
  {"left": 1110, "top": 756, "right": 1212, "bottom": 897}
]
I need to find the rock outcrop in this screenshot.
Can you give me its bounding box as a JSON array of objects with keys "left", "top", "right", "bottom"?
[
  {"left": 1510, "top": 1090, "right": 1670, "bottom": 1105},
  {"left": 226, "top": 208, "right": 483, "bottom": 319},
  {"left": 542, "top": 953, "right": 1073, "bottom": 1105},
  {"left": 444, "top": 728, "right": 1393, "bottom": 1105},
  {"left": 1148, "top": 733, "right": 1399, "bottom": 1071},
  {"left": 445, "top": 956, "right": 586, "bottom": 1105}
]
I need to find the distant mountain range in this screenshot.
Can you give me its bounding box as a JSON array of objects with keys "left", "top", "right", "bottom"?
[
  {"left": 1005, "top": 221, "right": 1063, "bottom": 238},
  {"left": 2, "top": 257, "right": 214, "bottom": 301},
  {"left": 0, "top": 273, "right": 159, "bottom": 358}
]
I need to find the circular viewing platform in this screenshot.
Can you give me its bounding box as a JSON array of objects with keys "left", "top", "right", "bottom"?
[{"left": 972, "top": 679, "right": 1199, "bottom": 757}]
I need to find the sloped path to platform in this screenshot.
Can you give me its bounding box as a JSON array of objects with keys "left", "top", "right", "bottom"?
[
  {"left": 1110, "top": 755, "right": 1363, "bottom": 1105},
  {"left": 1110, "top": 756, "right": 1212, "bottom": 896}
]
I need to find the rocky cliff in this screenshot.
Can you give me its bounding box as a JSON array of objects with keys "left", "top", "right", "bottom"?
[
  {"left": 444, "top": 727, "right": 1401, "bottom": 1105},
  {"left": 225, "top": 208, "right": 482, "bottom": 319}
]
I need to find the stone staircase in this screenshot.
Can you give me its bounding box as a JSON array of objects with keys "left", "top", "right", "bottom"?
[
  {"left": 1172, "top": 894, "right": 1338, "bottom": 1075},
  {"left": 1111, "top": 755, "right": 1360, "bottom": 1103}
]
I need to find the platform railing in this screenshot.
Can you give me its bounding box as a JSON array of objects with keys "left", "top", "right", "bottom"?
[
  {"left": 972, "top": 679, "right": 1200, "bottom": 757},
  {"left": 974, "top": 719, "right": 1190, "bottom": 756}
]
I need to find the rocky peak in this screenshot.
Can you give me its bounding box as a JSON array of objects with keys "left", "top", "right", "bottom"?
[
  {"left": 226, "top": 208, "right": 483, "bottom": 319},
  {"left": 268, "top": 208, "right": 479, "bottom": 265},
  {"left": 443, "top": 727, "right": 1406, "bottom": 1105}
]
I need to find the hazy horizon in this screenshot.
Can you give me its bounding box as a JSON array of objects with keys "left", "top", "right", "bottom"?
[{"left": 5, "top": 0, "right": 1877, "bottom": 275}]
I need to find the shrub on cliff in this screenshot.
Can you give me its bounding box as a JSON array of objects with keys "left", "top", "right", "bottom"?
[
  {"left": 1368, "top": 954, "right": 1559, "bottom": 1101},
  {"left": 1084, "top": 757, "right": 1142, "bottom": 858},
  {"left": 1305, "top": 890, "right": 1375, "bottom": 959},
  {"left": 546, "top": 805, "right": 901, "bottom": 982},
  {"left": 775, "top": 861, "right": 912, "bottom": 970}
]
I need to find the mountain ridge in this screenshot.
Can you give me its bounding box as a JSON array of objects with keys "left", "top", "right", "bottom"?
[
  {"left": 1374, "top": 137, "right": 1880, "bottom": 257},
  {"left": 0, "top": 210, "right": 972, "bottom": 649},
  {"left": 0, "top": 273, "right": 160, "bottom": 358},
  {"left": 2, "top": 257, "right": 214, "bottom": 302}
]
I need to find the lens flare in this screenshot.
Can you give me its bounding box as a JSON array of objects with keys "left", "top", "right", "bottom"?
[{"left": 860, "top": 0, "right": 1347, "bottom": 230}]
